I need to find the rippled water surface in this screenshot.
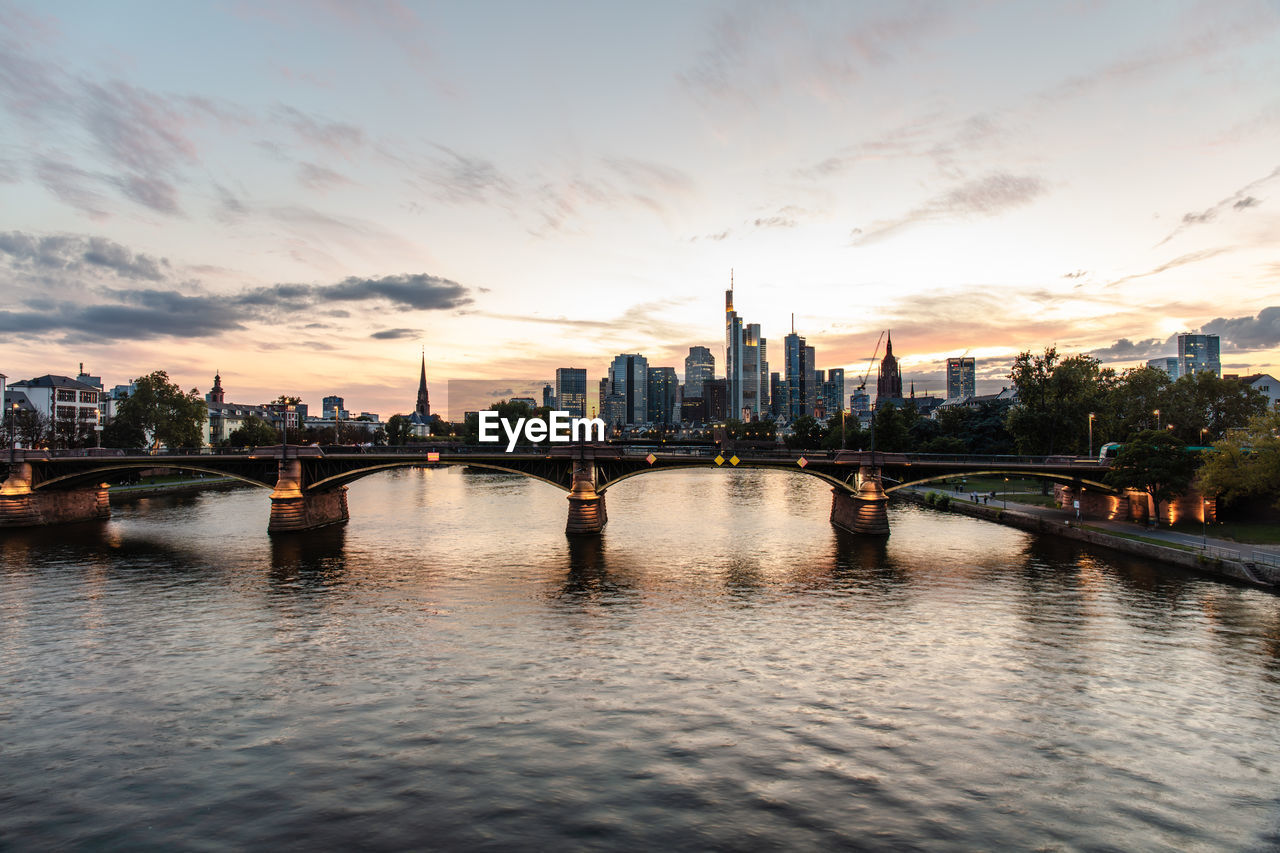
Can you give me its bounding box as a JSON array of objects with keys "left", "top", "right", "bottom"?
[{"left": 2, "top": 468, "right": 1279, "bottom": 850}]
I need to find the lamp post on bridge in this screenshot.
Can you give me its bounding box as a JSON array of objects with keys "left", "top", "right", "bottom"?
[
  {"left": 8, "top": 402, "right": 18, "bottom": 464},
  {"left": 1087, "top": 412, "right": 1095, "bottom": 460},
  {"left": 1154, "top": 408, "right": 1161, "bottom": 430}
]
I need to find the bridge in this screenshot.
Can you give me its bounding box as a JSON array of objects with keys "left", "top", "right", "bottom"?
[{"left": 0, "top": 444, "right": 1115, "bottom": 536}]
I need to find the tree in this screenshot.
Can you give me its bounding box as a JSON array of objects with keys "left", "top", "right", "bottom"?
[
  {"left": 784, "top": 416, "right": 826, "bottom": 450},
  {"left": 1105, "top": 430, "right": 1199, "bottom": 525},
  {"left": 228, "top": 415, "right": 279, "bottom": 447},
  {"left": 101, "top": 417, "right": 146, "bottom": 449},
  {"left": 1158, "top": 372, "right": 1266, "bottom": 444},
  {"left": 113, "top": 371, "right": 207, "bottom": 450},
  {"left": 385, "top": 414, "right": 411, "bottom": 446},
  {"left": 1195, "top": 410, "right": 1280, "bottom": 509},
  {"left": 822, "top": 413, "right": 869, "bottom": 450},
  {"left": 6, "top": 409, "right": 51, "bottom": 448},
  {"left": 1096, "top": 365, "right": 1168, "bottom": 444},
  {"left": 871, "top": 402, "right": 913, "bottom": 452},
  {"left": 1005, "top": 347, "right": 1105, "bottom": 454}
]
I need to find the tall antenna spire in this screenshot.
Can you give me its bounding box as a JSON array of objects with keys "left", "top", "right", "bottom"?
[
  {"left": 730, "top": 268, "right": 734, "bottom": 291},
  {"left": 791, "top": 313, "right": 795, "bottom": 334}
]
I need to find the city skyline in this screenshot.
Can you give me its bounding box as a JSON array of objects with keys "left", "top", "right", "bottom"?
[{"left": 3, "top": 1, "right": 1279, "bottom": 416}]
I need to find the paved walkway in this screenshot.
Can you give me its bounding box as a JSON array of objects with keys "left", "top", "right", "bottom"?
[{"left": 901, "top": 485, "right": 1280, "bottom": 565}]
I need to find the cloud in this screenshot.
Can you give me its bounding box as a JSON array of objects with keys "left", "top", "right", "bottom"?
[
  {"left": 297, "top": 162, "right": 354, "bottom": 191},
  {"left": 0, "top": 230, "right": 472, "bottom": 343},
  {"left": 1105, "top": 246, "right": 1235, "bottom": 288},
  {"left": 1084, "top": 307, "right": 1280, "bottom": 363},
  {"left": 851, "top": 172, "right": 1046, "bottom": 244},
  {"left": 0, "top": 231, "right": 169, "bottom": 280},
  {"left": 212, "top": 182, "right": 249, "bottom": 222},
  {"left": 681, "top": 3, "right": 953, "bottom": 106},
  {"left": 272, "top": 104, "right": 365, "bottom": 157},
  {"left": 417, "top": 145, "right": 515, "bottom": 205},
  {"left": 1156, "top": 165, "right": 1279, "bottom": 246},
  {"left": 33, "top": 158, "right": 112, "bottom": 219},
  {"left": 1203, "top": 306, "right": 1280, "bottom": 350},
  {"left": 1086, "top": 336, "right": 1174, "bottom": 362},
  {"left": 370, "top": 328, "right": 420, "bottom": 340}
]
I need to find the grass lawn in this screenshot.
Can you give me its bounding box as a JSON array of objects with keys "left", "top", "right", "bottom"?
[{"left": 1170, "top": 521, "right": 1280, "bottom": 545}]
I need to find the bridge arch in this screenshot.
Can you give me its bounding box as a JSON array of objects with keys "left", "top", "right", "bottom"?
[
  {"left": 307, "top": 460, "right": 571, "bottom": 493},
  {"left": 33, "top": 463, "right": 275, "bottom": 492},
  {"left": 883, "top": 469, "right": 1115, "bottom": 494},
  {"left": 595, "top": 460, "right": 858, "bottom": 494}
]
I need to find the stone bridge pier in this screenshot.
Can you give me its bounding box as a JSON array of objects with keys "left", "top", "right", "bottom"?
[
  {"left": 0, "top": 460, "right": 109, "bottom": 528},
  {"left": 565, "top": 459, "right": 607, "bottom": 535},
  {"left": 829, "top": 466, "right": 890, "bottom": 536},
  {"left": 268, "top": 457, "right": 349, "bottom": 534}
]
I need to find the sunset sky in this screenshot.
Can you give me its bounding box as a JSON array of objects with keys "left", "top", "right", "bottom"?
[{"left": 2, "top": 0, "right": 1278, "bottom": 418}]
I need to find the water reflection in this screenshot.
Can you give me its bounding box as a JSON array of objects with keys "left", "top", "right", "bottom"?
[
  {"left": 556, "top": 534, "right": 641, "bottom": 607},
  {"left": 268, "top": 525, "right": 350, "bottom": 592},
  {"left": 3, "top": 466, "right": 1280, "bottom": 850}
]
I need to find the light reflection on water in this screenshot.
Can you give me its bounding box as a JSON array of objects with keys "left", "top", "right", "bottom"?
[{"left": 1, "top": 467, "right": 1278, "bottom": 850}]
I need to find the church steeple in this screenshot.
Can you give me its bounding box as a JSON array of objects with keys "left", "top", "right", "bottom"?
[
  {"left": 415, "top": 352, "right": 430, "bottom": 418},
  {"left": 209, "top": 370, "right": 224, "bottom": 405}
]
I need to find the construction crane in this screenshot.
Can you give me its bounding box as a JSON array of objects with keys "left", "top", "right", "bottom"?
[
  {"left": 856, "top": 330, "right": 886, "bottom": 395},
  {"left": 841, "top": 331, "right": 885, "bottom": 451},
  {"left": 849, "top": 330, "right": 890, "bottom": 455}
]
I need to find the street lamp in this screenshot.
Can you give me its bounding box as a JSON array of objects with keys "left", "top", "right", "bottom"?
[
  {"left": 1087, "top": 412, "right": 1095, "bottom": 459},
  {"left": 1154, "top": 408, "right": 1161, "bottom": 430},
  {"left": 1200, "top": 427, "right": 1209, "bottom": 446},
  {"left": 8, "top": 402, "right": 18, "bottom": 463},
  {"left": 1003, "top": 476, "right": 1008, "bottom": 509}
]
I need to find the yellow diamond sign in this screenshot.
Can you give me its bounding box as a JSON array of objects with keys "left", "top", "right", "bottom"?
[
  {"left": 714, "top": 454, "right": 725, "bottom": 466},
  {"left": 797, "top": 457, "right": 808, "bottom": 468},
  {"left": 729, "top": 455, "right": 740, "bottom": 466},
  {"left": 646, "top": 453, "right": 657, "bottom": 465}
]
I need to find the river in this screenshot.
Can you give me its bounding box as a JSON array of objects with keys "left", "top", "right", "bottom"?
[{"left": 2, "top": 467, "right": 1278, "bottom": 850}]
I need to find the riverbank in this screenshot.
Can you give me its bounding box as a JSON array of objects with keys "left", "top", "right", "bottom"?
[{"left": 894, "top": 489, "right": 1280, "bottom": 590}]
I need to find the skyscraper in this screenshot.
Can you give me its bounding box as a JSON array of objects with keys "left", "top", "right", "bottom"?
[
  {"left": 646, "top": 367, "right": 678, "bottom": 425},
  {"left": 725, "top": 273, "right": 743, "bottom": 416},
  {"left": 1177, "top": 333, "right": 1221, "bottom": 377},
  {"left": 876, "top": 331, "right": 903, "bottom": 408},
  {"left": 741, "top": 323, "right": 768, "bottom": 419},
  {"left": 946, "top": 357, "right": 975, "bottom": 400},
  {"left": 823, "top": 368, "right": 845, "bottom": 415},
  {"left": 555, "top": 368, "right": 588, "bottom": 416},
  {"left": 803, "top": 344, "right": 817, "bottom": 413},
  {"left": 609, "top": 353, "right": 649, "bottom": 425},
  {"left": 704, "top": 379, "right": 728, "bottom": 422},
  {"left": 783, "top": 328, "right": 807, "bottom": 418},
  {"left": 684, "top": 346, "right": 714, "bottom": 399}
]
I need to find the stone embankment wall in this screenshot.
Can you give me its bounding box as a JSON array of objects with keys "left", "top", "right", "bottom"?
[{"left": 897, "top": 491, "right": 1277, "bottom": 590}]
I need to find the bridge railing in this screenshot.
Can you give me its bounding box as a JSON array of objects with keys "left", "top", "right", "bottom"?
[
  {"left": 895, "top": 453, "right": 1107, "bottom": 467},
  {"left": 20, "top": 446, "right": 1110, "bottom": 466}
]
